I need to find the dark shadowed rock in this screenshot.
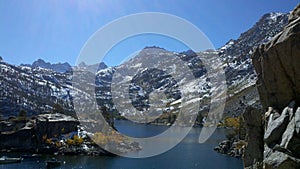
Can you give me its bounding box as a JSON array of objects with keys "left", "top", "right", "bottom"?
[
  {"left": 0, "top": 113, "right": 78, "bottom": 151},
  {"left": 0, "top": 128, "right": 36, "bottom": 150},
  {"left": 214, "top": 139, "right": 245, "bottom": 158},
  {"left": 243, "top": 106, "right": 264, "bottom": 169}
]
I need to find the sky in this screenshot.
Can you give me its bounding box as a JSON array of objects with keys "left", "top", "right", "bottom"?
[{"left": 0, "top": 0, "right": 299, "bottom": 66}]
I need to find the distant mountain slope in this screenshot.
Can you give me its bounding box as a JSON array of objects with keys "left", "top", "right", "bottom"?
[
  {"left": 0, "top": 12, "right": 290, "bottom": 125},
  {"left": 22, "top": 59, "right": 72, "bottom": 73},
  {"left": 94, "top": 12, "right": 289, "bottom": 121},
  {"left": 0, "top": 61, "right": 74, "bottom": 117},
  {"left": 219, "top": 12, "right": 288, "bottom": 90}
]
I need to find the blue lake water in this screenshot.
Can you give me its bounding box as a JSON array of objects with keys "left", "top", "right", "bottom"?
[{"left": 0, "top": 120, "right": 243, "bottom": 169}]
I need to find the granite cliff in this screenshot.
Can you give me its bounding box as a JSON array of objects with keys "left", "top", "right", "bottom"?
[{"left": 246, "top": 4, "right": 300, "bottom": 169}]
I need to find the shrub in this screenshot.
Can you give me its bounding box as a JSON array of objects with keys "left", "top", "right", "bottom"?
[
  {"left": 224, "top": 117, "right": 240, "bottom": 128},
  {"left": 66, "top": 135, "right": 84, "bottom": 146},
  {"left": 66, "top": 139, "right": 75, "bottom": 145},
  {"left": 46, "top": 139, "right": 52, "bottom": 145},
  {"left": 73, "top": 135, "right": 84, "bottom": 145},
  {"left": 55, "top": 141, "right": 62, "bottom": 148}
]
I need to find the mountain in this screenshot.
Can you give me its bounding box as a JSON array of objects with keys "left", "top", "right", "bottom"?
[
  {"left": 94, "top": 11, "right": 289, "bottom": 124},
  {"left": 0, "top": 61, "right": 74, "bottom": 118},
  {"left": 77, "top": 61, "right": 108, "bottom": 73},
  {"left": 219, "top": 12, "right": 288, "bottom": 89},
  {"left": 215, "top": 12, "right": 289, "bottom": 116},
  {"left": 22, "top": 59, "right": 72, "bottom": 73},
  {"left": 0, "top": 11, "right": 290, "bottom": 126}
]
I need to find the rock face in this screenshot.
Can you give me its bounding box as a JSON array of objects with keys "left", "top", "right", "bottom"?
[
  {"left": 36, "top": 113, "right": 79, "bottom": 138},
  {"left": 0, "top": 128, "right": 36, "bottom": 150},
  {"left": 0, "top": 113, "right": 78, "bottom": 151},
  {"left": 264, "top": 105, "right": 291, "bottom": 144},
  {"left": 252, "top": 4, "right": 300, "bottom": 111},
  {"left": 263, "top": 103, "right": 300, "bottom": 169},
  {"left": 22, "top": 59, "right": 72, "bottom": 73},
  {"left": 243, "top": 106, "right": 264, "bottom": 169},
  {"left": 214, "top": 139, "right": 245, "bottom": 158},
  {"left": 250, "top": 4, "right": 300, "bottom": 169}
]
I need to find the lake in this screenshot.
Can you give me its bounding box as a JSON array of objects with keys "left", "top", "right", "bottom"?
[{"left": 0, "top": 120, "right": 243, "bottom": 169}]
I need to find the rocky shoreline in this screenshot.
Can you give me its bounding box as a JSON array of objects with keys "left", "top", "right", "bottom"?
[
  {"left": 214, "top": 139, "right": 245, "bottom": 158},
  {"left": 0, "top": 113, "right": 141, "bottom": 157}
]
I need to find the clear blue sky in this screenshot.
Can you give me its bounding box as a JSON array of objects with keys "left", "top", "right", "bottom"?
[{"left": 0, "top": 0, "right": 298, "bottom": 66}]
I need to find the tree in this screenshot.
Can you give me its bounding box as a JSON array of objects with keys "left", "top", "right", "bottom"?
[
  {"left": 18, "top": 109, "right": 27, "bottom": 121},
  {"left": 53, "top": 103, "right": 64, "bottom": 114},
  {"left": 100, "top": 106, "right": 114, "bottom": 127}
]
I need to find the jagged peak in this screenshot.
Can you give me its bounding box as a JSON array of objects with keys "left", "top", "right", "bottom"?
[
  {"left": 22, "top": 58, "right": 72, "bottom": 73},
  {"left": 143, "top": 46, "right": 166, "bottom": 50}
]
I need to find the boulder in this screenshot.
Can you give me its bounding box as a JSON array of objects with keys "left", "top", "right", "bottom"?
[
  {"left": 264, "top": 151, "right": 300, "bottom": 169},
  {"left": 295, "top": 108, "right": 300, "bottom": 134},
  {"left": 264, "top": 106, "right": 291, "bottom": 144},
  {"left": 214, "top": 140, "right": 232, "bottom": 154},
  {"left": 214, "top": 139, "right": 245, "bottom": 158},
  {"left": 279, "top": 108, "right": 300, "bottom": 158}
]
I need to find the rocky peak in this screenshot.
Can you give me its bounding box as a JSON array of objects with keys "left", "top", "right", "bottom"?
[
  {"left": 23, "top": 59, "right": 72, "bottom": 73},
  {"left": 217, "top": 11, "right": 288, "bottom": 93},
  {"left": 32, "top": 59, "right": 48, "bottom": 67},
  {"left": 77, "top": 61, "right": 107, "bottom": 73}
]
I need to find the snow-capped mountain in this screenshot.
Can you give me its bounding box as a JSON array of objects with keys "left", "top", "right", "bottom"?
[
  {"left": 219, "top": 12, "right": 288, "bottom": 90},
  {"left": 77, "top": 61, "right": 108, "bottom": 72},
  {"left": 0, "top": 12, "right": 289, "bottom": 124},
  {"left": 94, "top": 12, "right": 289, "bottom": 122},
  {"left": 0, "top": 61, "right": 74, "bottom": 117}
]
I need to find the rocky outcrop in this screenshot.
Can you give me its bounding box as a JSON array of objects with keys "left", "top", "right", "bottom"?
[
  {"left": 0, "top": 113, "right": 141, "bottom": 155},
  {"left": 36, "top": 113, "right": 79, "bottom": 138},
  {"left": 243, "top": 106, "right": 264, "bottom": 169},
  {"left": 263, "top": 103, "right": 300, "bottom": 168},
  {"left": 249, "top": 4, "right": 300, "bottom": 169},
  {"left": 0, "top": 127, "right": 36, "bottom": 150},
  {"left": 264, "top": 104, "right": 291, "bottom": 144},
  {"left": 0, "top": 113, "right": 78, "bottom": 151},
  {"left": 252, "top": 3, "right": 300, "bottom": 111},
  {"left": 214, "top": 139, "right": 245, "bottom": 158}
]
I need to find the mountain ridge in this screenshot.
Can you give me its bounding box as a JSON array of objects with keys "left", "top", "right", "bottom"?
[{"left": 0, "top": 11, "right": 290, "bottom": 124}]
